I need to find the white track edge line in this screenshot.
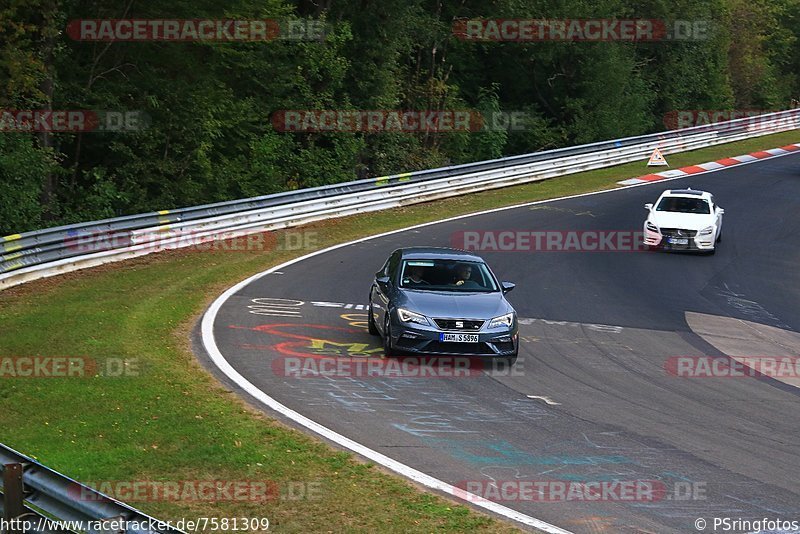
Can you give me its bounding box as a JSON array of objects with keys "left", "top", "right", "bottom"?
[{"left": 200, "top": 146, "right": 799, "bottom": 533}]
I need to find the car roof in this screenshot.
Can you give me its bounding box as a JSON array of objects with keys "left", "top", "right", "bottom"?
[
  {"left": 397, "top": 247, "right": 485, "bottom": 262},
  {"left": 661, "top": 188, "right": 712, "bottom": 199}
]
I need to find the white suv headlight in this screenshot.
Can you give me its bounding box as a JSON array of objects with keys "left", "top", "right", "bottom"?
[
  {"left": 489, "top": 312, "right": 515, "bottom": 329},
  {"left": 397, "top": 308, "right": 430, "bottom": 326},
  {"left": 699, "top": 226, "right": 714, "bottom": 236}
]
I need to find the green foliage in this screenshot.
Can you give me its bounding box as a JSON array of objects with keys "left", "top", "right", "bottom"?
[
  {"left": 0, "top": 134, "right": 54, "bottom": 232},
  {"left": 0, "top": 0, "right": 798, "bottom": 234}
]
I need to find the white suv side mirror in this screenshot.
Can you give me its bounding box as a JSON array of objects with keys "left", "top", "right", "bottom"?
[{"left": 644, "top": 203, "right": 653, "bottom": 210}]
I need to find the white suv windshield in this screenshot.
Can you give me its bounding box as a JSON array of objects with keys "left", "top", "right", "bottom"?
[{"left": 656, "top": 197, "right": 710, "bottom": 214}]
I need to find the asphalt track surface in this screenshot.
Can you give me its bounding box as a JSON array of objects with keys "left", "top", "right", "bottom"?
[{"left": 201, "top": 153, "right": 800, "bottom": 533}]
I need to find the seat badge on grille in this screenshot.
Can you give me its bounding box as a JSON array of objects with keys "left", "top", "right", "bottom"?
[{"left": 456, "top": 321, "right": 463, "bottom": 329}]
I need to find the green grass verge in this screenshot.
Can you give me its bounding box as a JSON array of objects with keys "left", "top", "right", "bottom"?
[{"left": 0, "top": 131, "right": 797, "bottom": 533}]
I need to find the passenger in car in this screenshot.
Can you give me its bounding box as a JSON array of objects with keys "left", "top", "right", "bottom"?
[{"left": 404, "top": 265, "right": 430, "bottom": 286}]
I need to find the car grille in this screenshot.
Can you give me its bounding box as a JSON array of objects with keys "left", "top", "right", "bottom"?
[
  {"left": 659, "top": 228, "right": 697, "bottom": 238},
  {"left": 433, "top": 318, "right": 484, "bottom": 331}
]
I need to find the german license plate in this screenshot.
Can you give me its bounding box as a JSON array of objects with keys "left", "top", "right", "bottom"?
[
  {"left": 667, "top": 237, "right": 689, "bottom": 245},
  {"left": 440, "top": 333, "right": 479, "bottom": 343}
]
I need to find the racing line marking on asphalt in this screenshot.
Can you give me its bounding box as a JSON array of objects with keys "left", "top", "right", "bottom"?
[
  {"left": 247, "top": 297, "right": 305, "bottom": 317},
  {"left": 310, "top": 301, "right": 367, "bottom": 310},
  {"left": 245, "top": 297, "right": 628, "bottom": 332},
  {"left": 527, "top": 395, "right": 561, "bottom": 406},
  {"left": 201, "top": 147, "right": 800, "bottom": 534}
]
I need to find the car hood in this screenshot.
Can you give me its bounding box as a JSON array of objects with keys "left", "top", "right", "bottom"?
[
  {"left": 649, "top": 211, "right": 715, "bottom": 230},
  {"left": 399, "top": 290, "right": 512, "bottom": 319}
]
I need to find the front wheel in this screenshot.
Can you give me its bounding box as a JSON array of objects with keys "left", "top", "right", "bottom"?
[
  {"left": 367, "top": 301, "right": 379, "bottom": 336},
  {"left": 383, "top": 315, "right": 397, "bottom": 357}
]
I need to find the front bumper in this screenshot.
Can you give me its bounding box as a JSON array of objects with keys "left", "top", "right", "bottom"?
[
  {"left": 389, "top": 318, "right": 518, "bottom": 357},
  {"left": 643, "top": 227, "right": 715, "bottom": 251}
]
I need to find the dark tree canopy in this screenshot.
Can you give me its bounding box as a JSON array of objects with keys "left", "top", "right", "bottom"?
[{"left": 1, "top": 0, "right": 797, "bottom": 234}]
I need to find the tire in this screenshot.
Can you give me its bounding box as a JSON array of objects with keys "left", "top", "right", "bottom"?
[
  {"left": 367, "top": 300, "right": 379, "bottom": 336},
  {"left": 383, "top": 315, "right": 397, "bottom": 357}
]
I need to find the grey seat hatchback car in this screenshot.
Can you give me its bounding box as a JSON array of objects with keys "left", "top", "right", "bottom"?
[{"left": 368, "top": 247, "right": 518, "bottom": 364}]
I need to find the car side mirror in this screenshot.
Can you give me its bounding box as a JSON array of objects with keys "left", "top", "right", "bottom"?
[
  {"left": 644, "top": 203, "right": 653, "bottom": 211},
  {"left": 501, "top": 281, "right": 515, "bottom": 294},
  {"left": 718, "top": 208, "right": 724, "bottom": 214},
  {"left": 376, "top": 276, "right": 390, "bottom": 288}
]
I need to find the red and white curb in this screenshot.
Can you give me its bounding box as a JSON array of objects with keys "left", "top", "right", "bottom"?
[{"left": 618, "top": 143, "right": 800, "bottom": 185}]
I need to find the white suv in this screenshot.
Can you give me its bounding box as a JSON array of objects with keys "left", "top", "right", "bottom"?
[{"left": 643, "top": 188, "right": 724, "bottom": 254}]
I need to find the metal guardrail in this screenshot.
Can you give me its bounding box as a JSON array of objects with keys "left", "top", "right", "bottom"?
[
  {"left": 0, "top": 444, "right": 184, "bottom": 534},
  {"left": 1, "top": 109, "right": 798, "bottom": 290}
]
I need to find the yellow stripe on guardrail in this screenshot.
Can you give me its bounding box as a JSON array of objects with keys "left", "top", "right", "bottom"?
[
  {"left": 4, "top": 260, "right": 24, "bottom": 271},
  {"left": 2, "top": 253, "right": 22, "bottom": 261},
  {"left": 1, "top": 234, "right": 21, "bottom": 242},
  {"left": 376, "top": 173, "right": 412, "bottom": 186}
]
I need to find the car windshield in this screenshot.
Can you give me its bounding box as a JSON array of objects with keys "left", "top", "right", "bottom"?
[
  {"left": 399, "top": 259, "right": 499, "bottom": 292},
  {"left": 656, "top": 197, "right": 711, "bottom": 214}
]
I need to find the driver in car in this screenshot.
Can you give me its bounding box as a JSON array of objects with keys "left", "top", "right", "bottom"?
[{"left": 452, "top": 263, "right": 479, "bottom": 288}]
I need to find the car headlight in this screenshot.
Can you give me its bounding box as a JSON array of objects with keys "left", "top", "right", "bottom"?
[
  {"left": 646, "top": 221, "right": 659, "bottom": 233},
  {"left": 397, "top": 308, "right": 430, "bottom": 326},
  {"left": 488, "top": 312, "right": 515, "bottom": 329},
  {"left": 699, "top": 226, "right": 714, "bottom": 236}
]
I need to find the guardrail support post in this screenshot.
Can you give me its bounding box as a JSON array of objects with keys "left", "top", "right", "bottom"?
[{"left": 3, "top": 463, "right": 24, "bottom": 534}]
